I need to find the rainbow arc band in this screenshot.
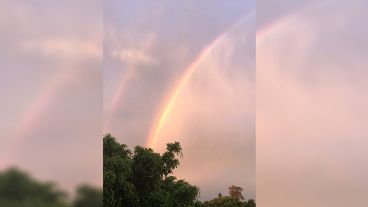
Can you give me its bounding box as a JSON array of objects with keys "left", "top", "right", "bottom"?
[{"left": 146, "top": 35, "right": 225, "bottom": 148}]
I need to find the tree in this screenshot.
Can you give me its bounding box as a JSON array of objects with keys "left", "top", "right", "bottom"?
[
  {"left": 73, "top": 185, "right": 102, "bottom": 207},
  {"left": 161, "top": 176, "right": 199, "bottom": 207},
  {"left": 0, "top": 167, "right": 68, "bottom": 207},
  {"left": 103, "top": 133, "right": 139, "bottom": 207},
  {"left": 161, "top": 142, "right": 182, "bottom": 177},
  {"left": 103, "top": 134, "right": 200, "bottom": 207},
  {"left": 131, "top": 146, "right": 164, "bottom": 206},
  {"left": 228, "top": 185, "right": 245, "bottom": 200}
]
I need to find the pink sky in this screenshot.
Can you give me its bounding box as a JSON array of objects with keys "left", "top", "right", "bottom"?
[{"left": 257, "top": 0, "right": 368, "bottom": 206}]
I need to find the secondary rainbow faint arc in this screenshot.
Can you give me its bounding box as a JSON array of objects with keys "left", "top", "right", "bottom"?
[
  {"left": 146, "top": 34, "right": 226, "bottom": 148},
  {"left": 104, "top": 69, "right": 135, "bottom": 133}
]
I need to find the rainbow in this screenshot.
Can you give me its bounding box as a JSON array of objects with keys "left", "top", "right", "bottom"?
[
  {"left": 146, "top": 35, "right": 225, "bottom": 148},
  {"left": 104, "top": 36, "right": 227, "bottom": 139},
  {"left": 145, "top": 13, "right": 257, "bottom": 149},
  {"left": 146, "top": 3, "right": 322, "bottom": 148}
]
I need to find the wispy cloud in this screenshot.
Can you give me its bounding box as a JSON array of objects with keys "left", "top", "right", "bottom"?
[{"left": 20, "top": 38, "right": 100, "bottom": 59}]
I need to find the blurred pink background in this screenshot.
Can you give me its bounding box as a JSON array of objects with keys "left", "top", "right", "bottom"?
[
  {"left": 0, "top": 0, "right": 102, "bottom": 192},
  {"left": 257, "top": 0, "right": 368, "bottom": 206}
]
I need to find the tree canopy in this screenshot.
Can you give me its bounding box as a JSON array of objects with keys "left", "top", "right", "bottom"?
[
  {"left": 228, "top": 185, "right": 245, "bottom": 200},
  {"left": 103, "top": 134, "right": 255, "bottom": 207},
  {"left": 103, "top": 134, "right": 199, "bottom": 207},
  {"left": 0, "top": 134, "right": 255, "bottom": 207}
]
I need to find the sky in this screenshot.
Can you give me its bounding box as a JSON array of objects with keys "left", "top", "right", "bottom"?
[
  {"left": 0, "top": 0, "right": 255, "bottom": 200},
  {"left": 103, "top": 0, "right": 255, "bottom": 200},
  {"left": 3, "top": 0, "right": 365, "bottom": 205},
  {"left": 0, "top": 0, "right": 102, "bottom": 192},
  {"left": 257, "top": 0, "right": 368, "bottom": 206}
]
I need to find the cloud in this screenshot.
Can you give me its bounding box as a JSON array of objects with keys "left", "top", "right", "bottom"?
[
  {"left": 20, "top": 38, "right": 101, "bottom": 60},
  {"left": 112, "top": 49, "right": 158, "bottom": 65},
  {"left": 108, "top": 31, "right": 158, "bottom": 65}
]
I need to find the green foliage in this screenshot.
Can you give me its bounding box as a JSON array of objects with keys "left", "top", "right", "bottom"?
[
  {"left": 161, "top": 142, "right": 182, "bottom": 177},
  {"left": 201, "top": 185, "right": 255, "bottom": 207},
  {"left": 103, "top": 134, "right": 200, "bottom": 207},
  {"left": 204, "top": 196, "right": 244, "bottom": 207},
  {"left": 203, "top": 196, "right": 256, "bottom": 207},
  {"left": 0, "top": 167, "right": 68, "bottom": 207},
  {"left": 73, "top": 185, "right": 102, "bottom": 207},
  {"left": 103, "top": 133, "right": 139, "bottom": 207},
  {"left": 131, "top": 146, "right": 163, "bottom": 206},
  {"left": 0, "top": 134, "right": 254, "bottom": 207},
  {"left": 103, "top": 134, "right": 256, "bottom": 207},
  {"left": 161, "top": 176, "right": 199, "bottom": 207}
]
